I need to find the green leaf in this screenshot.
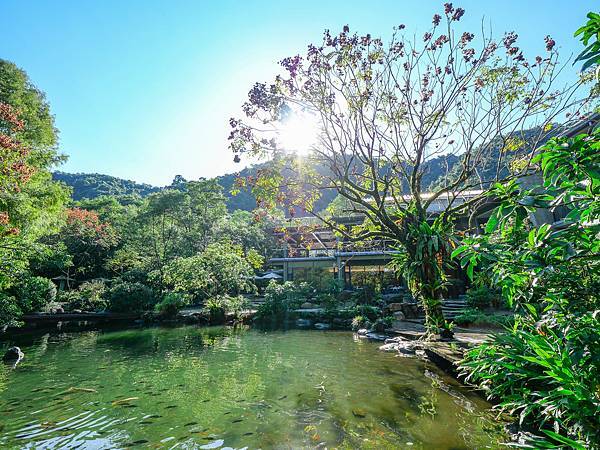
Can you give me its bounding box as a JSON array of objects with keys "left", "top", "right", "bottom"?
[{"left": 541, "top": 430, "right": 586, "bottom": 450}]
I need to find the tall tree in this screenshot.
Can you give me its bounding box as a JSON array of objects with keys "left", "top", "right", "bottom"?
[
  {"left": 0, "top": 60, "right": 69, "bottom": 293},
  {"left": 229, "top": 4, "right": 592, "bottom": 335}
]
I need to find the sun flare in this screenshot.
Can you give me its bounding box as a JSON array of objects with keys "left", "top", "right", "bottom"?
[{"left": 277, "top": 110, "right": 320, "bottom": 155}]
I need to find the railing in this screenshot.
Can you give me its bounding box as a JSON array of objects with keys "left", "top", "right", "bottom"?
[{"left": 270, "top": 240, "right": 396, "bottom": 259}]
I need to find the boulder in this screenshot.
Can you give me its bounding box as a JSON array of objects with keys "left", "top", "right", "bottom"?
[
  {"left": 378, "top": 343, "right": 399, "bottom": 352},
  {"left": 393, "top": 311, "right": 406, "bottom": 321},
  {"left": 3, "top": 346, "right": 24, "bottom": 362},
  {"left": 357, "top": 328, "right": 368, "bottom": 336},
  {"left": 314, "top": 323, "right": 331, "bottom": 330},
  {"left": 300, "top": 302, "right": 317, "bottom": 309},
  {"left": 387, "top": 303, "right": 403, "bottom": 312},
  {"left": 296, "top": 318, "right": 312, "bottom": 328},
  {"left": 365, "top": 332, "right": 387, "bottom": 341}
]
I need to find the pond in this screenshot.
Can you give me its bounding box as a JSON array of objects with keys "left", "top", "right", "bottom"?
[{"left": 0, "top": 326, "right": 505, "bottom": 449}]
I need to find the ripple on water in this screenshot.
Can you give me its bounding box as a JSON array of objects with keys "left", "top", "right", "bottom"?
[{"left": 0, "top": 326, "right": 506, "bottom": 449}]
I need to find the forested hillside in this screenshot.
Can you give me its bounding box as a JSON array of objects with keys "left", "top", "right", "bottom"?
[
  {"left": 55, "top": 153, "right": 464, "bottom": 212},
  {"left": 52, "top": 172, "right": 160, "bottom": 200}
]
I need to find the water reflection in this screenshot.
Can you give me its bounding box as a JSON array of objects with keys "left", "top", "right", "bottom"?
[{"left": 0, "top": 326, "right": 505, "bottom": 449}]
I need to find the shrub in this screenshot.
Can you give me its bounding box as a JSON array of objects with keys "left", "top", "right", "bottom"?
[
  {"left": 454, "top": 308, "right": 514, "bottom": 327},
  {"left": 255, "top": 281, "right": 312, "bottom": 320},
  {"left": 351, "top": 315, "right": 366, "bottom": 331},
  {"left": 63, "top": 280, "right": 108, "bottom": 312},
  {"left": 15, "top": 276, "right": 56, "bottom": 313},
  {"left": 205, "top": 295, "right": 250, "bottom": 323},
  {"left": 108, "top": 281, "right": 156, "bottom": 313},
  {"left": 205, "top": 296, "right": 227, "bottom": 323},
  {"left": 466, "top": 285, "right": 500, "bottom": 310},
  {"left": 460, "top": 312, "right": 599, "bottom": 448},
  {"left": 0, "top": 293, "right": 22, "bottom": 328},
  {"left": 155, "top": 292, "right": 189, "bottom": 318}
]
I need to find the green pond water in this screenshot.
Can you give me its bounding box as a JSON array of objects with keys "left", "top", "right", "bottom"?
[{"left": 0, "top": 326, "right": 505, "bottom": 449}]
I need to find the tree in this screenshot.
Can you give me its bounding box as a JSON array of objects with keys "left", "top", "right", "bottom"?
[
  {"left": 162, "top": 242, "right": 256, "bottom": 301},
  {"left": 0, "top": 60, "right": 69, "bottom": 315},
  {"left": 60, "top": 208, "right": 118, "bottom": 280},
  {"left": 229, "top": 4, "right": 591, "bottom": 335}
]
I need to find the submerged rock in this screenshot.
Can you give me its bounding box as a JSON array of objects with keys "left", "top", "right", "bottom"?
[
  {"left": 2, "top": 346, "right": 24, "bottom": 362},
  {"left": 296, "top": 319, "right": 312, "bottom": 328},
  {"left": 314, "top": 323, "right": 331, "bottom": 330}
]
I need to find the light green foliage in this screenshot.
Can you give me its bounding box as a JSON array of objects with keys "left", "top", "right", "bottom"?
[
  {"left": 204, "top": 295, "right": 249, "bottom": 323},
  {"left": 351, "top": 315, "right": 367, "bottom": 331},
  {"left": 256, "top": 281, "right": 313, "bottom": 320},
  {"left": 455, "top": 129, "right": 600, "bottom": 448},
  {"left": 0, "top": 293, "right": 22, "bottom": 328},
  {"left": 162, "top": 242, "right": 256, "bottom": 301},
  {"left": 14, "top": 275, "right": 56, "bottom": 313}
]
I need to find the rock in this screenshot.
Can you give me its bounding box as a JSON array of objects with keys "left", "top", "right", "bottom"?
[
  {"left": 379, "top": 343, "right": 399, "bottom": 352},
  {"left": 351, "top": 408, "right": 367, "bottom": 418},
  {"left": 53, "top": 306, "right": 64, "bottom": 314},
  {"left": 382, "top": 293, "right": 403, "bottom": 303},
  {"left": 296, "top": 319, "right": 312, "bottom": 328},
  {"left": 393, "top": 311, "right": 405, "bottom": 321},
  {"left": 3, "top": 346, "right": 24, "bottom": 362},
  {"left": 314, "top": 322, "right": 331, "bottom": 330},
  {"left": 72, "top": 309, "right": 82, "bottom": 314},
  {"left": 387, "top": 303, "right": 403, "bottom": 312},
  {"left": 357, "top": 328, "right": 368, "bottom": 335},
  {"left": 365, "top": 332, "right": 387, "bottom": 341},
  {"left": 300, "top": 302, "right": 318, "bottom": 309}
]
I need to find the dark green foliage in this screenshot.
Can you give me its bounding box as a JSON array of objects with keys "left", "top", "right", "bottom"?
[
  {"left": 574, "top": 12, "right": 600, "bottom": 71},
  {"left": 52, "top": 172, "right": 158, "bottom": 201},
  {"left": 108, "top": 281, "right": 156, "bottom": 313},
  {"left": 155, "top": 292, "right": 189, "bottom": 318},
  {"left": 466, "top": 285, "right": 501, "bottom": 310}
]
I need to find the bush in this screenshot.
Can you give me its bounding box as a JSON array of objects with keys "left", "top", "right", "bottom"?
[
  {"left": 0, "top": 293, "right": 23, "bottom": 328},
  {"left": 466, "top": 285, "right": 500, "bottom": 310},
  {"left": 15, "top": 276, "right": 56, "bottom": 313},
  {"left": 205, "top": 296, "right": 227, "bottom": 323},
  {"left": 108, "top": 281, "right": 156, "bottom": 313},
  {"left": 63, "top": 280, "right": 108, "bottom": 312},
  {"left": 155, "top": 292, "right": 189, "bottom": 318},
  {"left": 205, "top": 295, "right": 249, "bottom": 323},
  {"left": 351, "top": 315, "right": 366, "bottom": 331},
  {"left": 255, "top": 281, "right": 312, "bottom": 320},
  {"left": 460, "top": 312, "right": 599, "bottom": 448}
]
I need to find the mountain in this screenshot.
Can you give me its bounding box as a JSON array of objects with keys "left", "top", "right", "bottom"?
[{"left": 52, "top": 172, "right": 160, "bottom": 201}]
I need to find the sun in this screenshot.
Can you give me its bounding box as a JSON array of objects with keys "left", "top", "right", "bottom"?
[{"left": 277, "top": 109, "right": 320, "bottom": 155}]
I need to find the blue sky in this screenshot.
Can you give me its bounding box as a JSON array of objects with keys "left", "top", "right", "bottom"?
[{"left": 1, "top": 0, "right": 596, "bottom": 185}]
